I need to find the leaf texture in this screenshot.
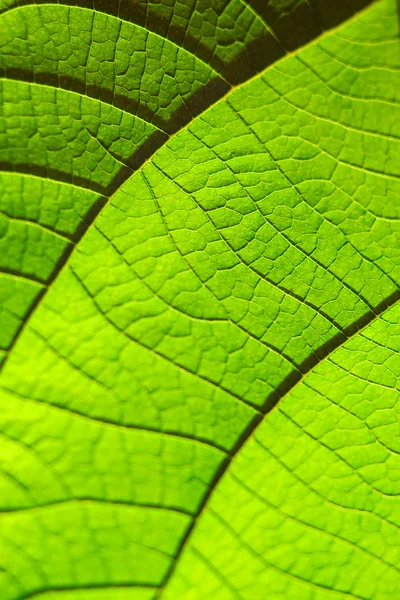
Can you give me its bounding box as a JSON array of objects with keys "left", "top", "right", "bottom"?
[
  {"left": 0, "top": 0, "right": 399, "bottom": 598},
  {"left": 163, "top": 302, "right": 400, "bottom": 599}
]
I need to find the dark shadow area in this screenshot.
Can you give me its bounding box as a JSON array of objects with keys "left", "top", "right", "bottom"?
[
  {"left": 162, "top": 78, "right": 231, "bottom": 135},
  {"left": 310, "top": 0, "right": 381, "bottom": 29},
  {"left": 398, "top": 0, "right": 400, "bottom": 35},
  {"left": 250, "top": 0, "right": 377, "bottom": 51},
  {"left": 71, "top": 196, "right": 108, "bottom": 244},
  {"left": 223, "top": 32, "right": 285, "bottom": 86},
  {"left": 250, "top": 0, "right": 321, "bottom": 51}
]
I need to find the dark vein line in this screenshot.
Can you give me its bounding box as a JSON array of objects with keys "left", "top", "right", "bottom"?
[
  {"left": 139, "top": 169, "right": 235, "bottom": 315},
  {"left": 19, "top": 584, "right": 158, "bottom": 600},
  {"left": 150, "top": 161, "right": 334, "bottom": 366},
  {"left": 229, "top": 471, "right": 400, "bottom": 575},
  {"left": 268, "top": 71, "right": 400, "bottom": 143},
  {"left": 94, "top": 225, "right": 228, "bottom": 325},
  {"left": 0, "top": 75, "right": 170, "bottom": 135},
  {"left": 359, "top": 331, "right": 396, "bottom": 351},
  {"left": 0, "top": 162, "right": 111, "bottom": 196},
  {"left": 69, "top": 266, "right": 261, "bottom": 412},
  {"left": 0, "top": 382, "right": 230, "bottom": 456},
  {"left": 157, "top": 289, "right": 400, "bottom": 596},
  {"left": 0, "top": 497, "right": 193, "bottom": 517},
  {"left": 208, "top": 508, "right": 366, "bottom": 600},
  {"left": 319, "top": 42, "right": 400, "bottom": 75},
  {"left": 141, "top": 167, "right": 302, "bottom": 370},
  {"left": 281, "top": 404, "right": 400, "bottom": 499},
  {"left": 302, "top": 180, "right": 400, "bottom": 290},
  {"left": 0, "top": 468, "right": 31, "bottom": 495},
  {"left": 229, "top": 102, "right": 379, "bottom": 315},
  {"left": 0, "top": 430, "right": 73, "bottom": 497},
  {"left": 302, "top": 378, "right": 400, "bottom": 458},
  {"left": 0, "top": 267, "right": 48, "bottom": 286},
  {"left": 137, "top": 172, "right": 304, "bottom": 369},
  {"left": 186, "top": 127, "right": 348, "bottom": 334},
  {"left": 0, "top": 168, "right": 101, "bottom": 194},
  {"left": 253, "top": 435, "right": 400, "bottom": 533},
  {"left": 296, "top": 53, "right": 400, "bottom": 110},
  {"left": 327, "top": 359, "right": 398, "bottom": 393},
  {"left": 25, "top": 321, "right": 138, "bottom": 419},
  {"left": 0, "top": 210, "right": 75, "bottom": 243},
  {"left": 191, "top": 546, "right": 243, "bottom": 599},
  {"left": 2, "top": 536, "right": 50, "bottom": 593}
]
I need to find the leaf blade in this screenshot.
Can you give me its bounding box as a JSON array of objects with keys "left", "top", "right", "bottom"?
[{"left": 0, "top": 0, "right": 398, "bottom": 598}]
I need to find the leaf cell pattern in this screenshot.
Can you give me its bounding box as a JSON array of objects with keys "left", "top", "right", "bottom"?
[{"left": 0, "top": 0, "right": 399, "bottom": 598}]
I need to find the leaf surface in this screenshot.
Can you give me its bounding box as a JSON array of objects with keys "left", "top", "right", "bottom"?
[
  {"left": 0, "top": 0, "right": 399, "bottom": 598},
  {"left": 163, "top": 302, "right": 400, "bottom": 599}
]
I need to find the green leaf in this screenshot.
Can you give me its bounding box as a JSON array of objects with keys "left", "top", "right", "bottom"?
[
  {"left": 0, "top": 0, "right": 399, "bottom": 598},
  {"left": 164, "top": 302, "right": 400, "bottom": 599}
]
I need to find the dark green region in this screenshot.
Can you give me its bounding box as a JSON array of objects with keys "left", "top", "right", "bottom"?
[{"left": 0, "top": 0, "right": 376, "bottom": 85}]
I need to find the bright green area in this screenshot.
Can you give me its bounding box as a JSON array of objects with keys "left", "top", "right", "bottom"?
[
  {"left": 0, "top": 0, "right": 399, "bottom": 598},
  {"left": 0, "top": 385, "right": 226, "bottom": 511},
  {"left": 165, "top": 302, "right": 400, "bottom": 599},
  {"left": 0, "top": 502, "right": 189, "bottom": 600}
]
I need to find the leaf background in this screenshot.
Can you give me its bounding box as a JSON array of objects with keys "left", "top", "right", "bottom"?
[{"left": 0, "top": 0, "right": 399, "bottom": 598}]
